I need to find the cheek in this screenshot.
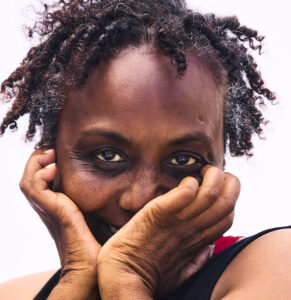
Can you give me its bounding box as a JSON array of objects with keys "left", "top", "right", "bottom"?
[{"left": 58, "top": 170, "right": 122, "bottom": 212}]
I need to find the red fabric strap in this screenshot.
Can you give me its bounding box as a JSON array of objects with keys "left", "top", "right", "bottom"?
[{"left": 213, "top": 236, "right": 243, "bottom": 256}]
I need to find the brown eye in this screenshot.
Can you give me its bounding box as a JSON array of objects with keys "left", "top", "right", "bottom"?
[
  {"left": 170, "top": 154, "right": 196, "bottom": 166},
  {"left": 97, "top": 150, "right": 124, "bottom": 162}
]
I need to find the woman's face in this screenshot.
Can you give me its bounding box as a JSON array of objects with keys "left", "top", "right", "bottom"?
[{"left": 55, "top": 46, "right": 225, "bottom": 237}]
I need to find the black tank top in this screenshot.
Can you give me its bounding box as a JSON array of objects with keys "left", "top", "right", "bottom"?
[{"left": 34, "top": 225, "right": 291, "bottom": 300}]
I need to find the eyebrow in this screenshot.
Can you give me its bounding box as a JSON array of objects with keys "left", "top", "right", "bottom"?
[
  {"left": 80, "top": 128, "right": 130, "bottom": 144},
  {"left": 169, "top": 133, "right": 213, "bottom": 146},
  {"left": 79, "top": 128, "right": 216, "bottom": 164},
  {"left": 169, "top": 133, "right": 216, "bottom": 164},
  {"left": 80, "top": 128, "right": 212, "bottom": 146}
]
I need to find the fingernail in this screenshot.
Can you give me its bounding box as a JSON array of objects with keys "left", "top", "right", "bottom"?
[
  {"left": 200, "top": 165, "right": 211, "bottom": 177},
  {"left": 180, "top": 177, "right": 197, "bottom": 188},
  {"left": 44, "top": 149, "right": 54, "bottom": 153},
  {"left": 196, "top": 246, "right": 212, "bottom": 263},
  {"left": 208, "top": 244, "right": 215, "bottom": 258},
  {"left": 45, "top": 163, "right": 56, "bottom": 169}
]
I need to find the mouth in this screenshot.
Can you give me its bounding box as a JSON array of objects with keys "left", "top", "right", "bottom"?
[{"left": 85, "top": 215, "right": 125, "bottom": 245}]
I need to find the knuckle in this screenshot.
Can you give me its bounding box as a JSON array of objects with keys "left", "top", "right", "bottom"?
[
  {"left": 180, "top": 181, "right": 198, "bottom": 198},
  {"left": 222, "top": 194, "right": 236, "bottom": 213},
  {"left": 25, "top": 175, "right": 42, "bottom": 202},
  {"left": 19, "top": 178, "right": 33, "bottom": 197},
  {"left": 19, "top": 179, "right": 27, "bottom": 192},
  {"left": 205, "top": 188, "right": 220, "bottom": 203}
]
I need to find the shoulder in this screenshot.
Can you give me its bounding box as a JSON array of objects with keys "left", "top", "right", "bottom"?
[
  {"left": 212, "top": 228, "right": 291, "bottom": 299},
  {"left": 0, "top": 269, "right": 58, "bottom": 300}
]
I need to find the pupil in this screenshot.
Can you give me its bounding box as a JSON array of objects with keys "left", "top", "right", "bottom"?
[
  {"left": 176, "top": 155, "right": 189, "bottom": 165},
  {"left": 103, "top": 151, "right": 115, "bottom": 160}
]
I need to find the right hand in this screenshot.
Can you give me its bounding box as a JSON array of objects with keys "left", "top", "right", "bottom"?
[{"left": 20, "top": 149, "right": 101, "bottom": 299}]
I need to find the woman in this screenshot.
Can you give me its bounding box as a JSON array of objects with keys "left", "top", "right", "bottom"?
[{"left": 0, "top": 0, "right": 291, "bottom": 299}]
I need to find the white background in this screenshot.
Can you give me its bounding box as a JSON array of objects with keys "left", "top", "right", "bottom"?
[{"left": 0, "top": 0, "right": 290, "bottom": 283}]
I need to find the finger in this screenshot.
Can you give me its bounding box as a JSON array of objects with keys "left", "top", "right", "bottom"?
[
  {"left": 192, "top": 173, "right": 240, "bottom": 229},
  {"left": 22, "top": 159, "right": 68, "bottom": 218},
  {"left": 154, "top": 177, "right": 199, "bottom": 215},
  {"left": 25, "top": 149, "right": 55, "bottom": 173},
  {"left": 177, "top": 166, "right": 224, "bottom": 220},
  {"left": 29, "top": 164, "right": 81, "bottom": 217},
  {"left": 30, "top": 168, "right": 96, "bottom": 243},
  {"left": 20, "top": 149, "right": 56, "bottom": 192},
  {"left": 25, "top": 156, "right": 81, "bottom": 219},
  {"left": 199, "top": 211, "right": 235, "bottom": 245},
  {"left": 32, "top": 163, "right": 57, "bottom": 192}
]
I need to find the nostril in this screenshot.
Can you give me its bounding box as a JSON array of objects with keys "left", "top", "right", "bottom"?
[{"left": 119, "top": 195, "right": 149, "bottom": 212}]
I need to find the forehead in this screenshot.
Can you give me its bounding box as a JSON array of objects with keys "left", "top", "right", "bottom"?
[{"left": 59, "top": 46, "right": 224, "bottom": 146}]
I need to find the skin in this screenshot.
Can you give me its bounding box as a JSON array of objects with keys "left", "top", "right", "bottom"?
[
  {"left": 47, "top": 46, "right": 236, "bottom": 298},
  {"left": 1, "top": 46, "right": 290, "bottom": 299},
  {"left": 26, "top": 46, "right": 238, "bottom": 299},
  {"left": 55, "top": 46, "right": 226, "bottom": 236}
]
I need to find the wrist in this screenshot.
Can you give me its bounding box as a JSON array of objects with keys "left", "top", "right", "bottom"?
[
  {"left": 97, "top": 247, "right": 156, "bottom": 300},
  {"left": 48, "top": 269, "right": 100, "bottom": 300},
  {"left": 99, "top": 273, "right": 153, "bottom": 300}
]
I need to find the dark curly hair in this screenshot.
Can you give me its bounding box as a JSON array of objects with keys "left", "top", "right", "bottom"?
[{"left": 0, "top": 0, "right": 275, "bottom": 156}]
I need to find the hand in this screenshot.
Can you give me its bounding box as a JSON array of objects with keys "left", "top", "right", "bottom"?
[
  {"left": 20, "top": 149, "right": 101, "bottom": 300},
  {"left": 97, "top": 166, "right": 240, "bottom": 299}
]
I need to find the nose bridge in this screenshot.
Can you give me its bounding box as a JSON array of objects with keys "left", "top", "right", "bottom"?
[{"left": 118, "top": 165, "right": 161, "bottom": 212}]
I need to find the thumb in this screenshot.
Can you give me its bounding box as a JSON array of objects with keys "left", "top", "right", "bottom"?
[{"left": 178, "top": 245, "right": 214, "bottom": 285}]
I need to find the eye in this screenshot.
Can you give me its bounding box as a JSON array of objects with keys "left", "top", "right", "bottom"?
[
  {"left": 170, "top": 154, "right": 196, "bottom": 166},
  {"left": 96, "top": 150, "right": 124, "bottom": 162}
]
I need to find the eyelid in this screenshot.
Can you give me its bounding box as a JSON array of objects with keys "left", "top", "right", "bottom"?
[
  {"left": 91, "top": 148, "right": 127, "bottom": 162},
  {"left": 166, "top": 152, "right": 206, "bottom": 165},
  {"left": 96, "top": 151, "right": 124, "bottom": 162},
  {"left": 170, "top": 156, "right": 196, "bottom": 165}
]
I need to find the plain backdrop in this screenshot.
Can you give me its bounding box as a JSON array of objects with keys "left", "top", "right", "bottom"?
[{"left": 0, "top": 0, "right": 290, "bottom": 283}]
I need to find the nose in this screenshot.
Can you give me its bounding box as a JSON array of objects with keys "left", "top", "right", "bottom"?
[{"left": 118, "top": 168, "right": 165, "bottom": 213}]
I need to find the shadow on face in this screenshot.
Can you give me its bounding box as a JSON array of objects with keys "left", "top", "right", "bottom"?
[{"left": 54, "top": 46, "right": 225, "bottom": 242}]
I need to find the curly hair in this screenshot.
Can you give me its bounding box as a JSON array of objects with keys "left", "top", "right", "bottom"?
[{"left": 0, "top": 0, "right": 275, "bottom": 156}]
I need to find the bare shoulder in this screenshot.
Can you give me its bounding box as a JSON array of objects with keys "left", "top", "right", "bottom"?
[
  {"left": 212, "top": 228, "right": 291, "bottom": 299},
  {"left": 0, "top": 269, "right": 58, "bottom": 300}
]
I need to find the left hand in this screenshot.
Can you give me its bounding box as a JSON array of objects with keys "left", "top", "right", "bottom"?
[
  {"left": 19, "top": 149, "right": 101, "bottom": 299},
  {"left": 96, "top": 166, "right": 240, "bottom": 299}
]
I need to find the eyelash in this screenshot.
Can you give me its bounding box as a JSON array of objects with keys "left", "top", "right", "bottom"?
[
  {"left": 90, "top": 148, "right": 205, "bottom": 167},
  {"left": 94, "top": 149, "right": 126, "bottom": 163},
  {"left": 72, "top": 148, "right": 206, "bottom": 177}
]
